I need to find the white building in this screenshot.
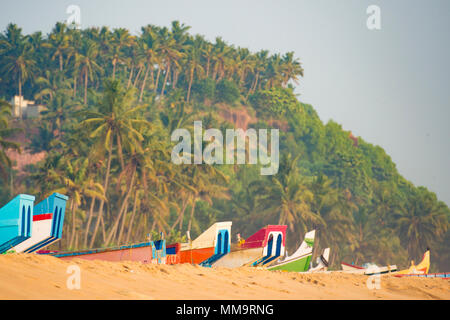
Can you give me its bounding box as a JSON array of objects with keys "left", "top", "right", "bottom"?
[{"left": 11, "top": 95, "right": 45, "bottom": 118}]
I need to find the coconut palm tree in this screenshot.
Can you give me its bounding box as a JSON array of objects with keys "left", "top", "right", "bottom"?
[
  {"left": 0, "top": 99, "right": 20, "bottom": 181},
  {"left": 34, "top": 70, "right": 71, "bottom": 103},
  {"left": 394, "top": 187, "right": 449, "bottom": 260},
  {"left": 281, "top": 52, "right": 303, "bottom": 87},
  {"left": 79, "top": 79, "right": 150, "bottom": 247},
  {"left": 185, "top": 37, "right": 205, "bottom": 103},
  {"left": 47, "top": 157, "right": 105, "bottom": 248},
  {"left": 253, "top": 154, "right": 324, "bottom": 238},
  {"left": 76, "top": 39, "right": 103, "bottom": 104},
  {"left": 1, "top": 30, "right": 36, "bottom": 119},
  {"left": 137, "top": 25, "right": 159, "bottom": 102},
  {"left": 157, "top": 27, "right": 183, "bottom": 97},
  {"left": 108, "top": 28, "right": 134, "bottom": 79},
  {"left": 48, "top": 22, "right": 70, "bottom": 72}
]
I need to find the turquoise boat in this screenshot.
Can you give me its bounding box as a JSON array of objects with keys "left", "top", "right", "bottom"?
[{"left": 0, "top": 194, "right": 35, "bottom": 253}]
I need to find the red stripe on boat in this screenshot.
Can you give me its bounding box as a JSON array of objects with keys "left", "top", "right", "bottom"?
[
  {"left": 341, "top": 262, "right": 365, "bottom": 269},
  {"left": 33, "top": 213, "right": 53, "bottom": 221}
]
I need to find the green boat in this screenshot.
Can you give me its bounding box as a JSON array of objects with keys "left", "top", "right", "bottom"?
[{"left": 267, "top": 230, "right": 315, "bottom": 272}]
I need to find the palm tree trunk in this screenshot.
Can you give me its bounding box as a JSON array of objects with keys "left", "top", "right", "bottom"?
[
  {"left": 187, "top": 197, "right": 197, "bottom": 233},
  {"left": 112, "top": 59, "right": 117, "bottom": 79},
  {"left": 9, "top": 169, "right": 13, "bottom": 198},
  {"left": 117, "top": 188, "right": 134, "bottom": 244},
  {"left": 173, "top": 68, "right": 179, "bottom": 88},
  {"left": 84, "top": 70, "right": 88, "bottom": 104},
  {"left": 206, "top": 58, "right": 210, "bottom": 78},
  {"left": 18, "top": 76, "right": 22, "bottom": 119},
  {"left": 105, "top": 169, "right": 136, "bottom": 245},
  {"left": 83, "top": 197, "right": 96, "bottom": 248},
  {"left": 212, "top": 62, "right": 218, "bottom": 81},
  {"left": 160, "top": 63, "right": 170, "bottom": 96},
  {"left": 89, "top": 137, "right": 113, "bottom": 247},
  {"left": 59, "top": 54, "right": 63, "bottom": 72},
  {"left": 127, "top": 65, "right": 134, "bottom": 89},
  {"left": 69, "top": 200, "right": 77, "bottom": 248},
  {"left": 116, "top": 134, "right": 125, "bottom": 170},
  {"left": 73, "top": 74, "right": 77, "bottom": 97},
  {"left": 170, "top": 196, "right": 189, "bottom": 231},
  {"left": 125, "top": 191, "right": 139, "bottom": 243},
  {"left": 154, "top": 67, "right": 161, "bottom": 93},
  {"left": 139, "top": 65, "right": 149, "bottom": 102},
  {"left": 100, "top": 211, "right": 106, "bottom": 242},
  {"left": 133, "top": 65, "right": 143, "bottom": 88},
  {"left": 186, "top": 68, "right": 194, "bottom": 103},
  {"left": 150, "top": 66, "right": 155, "bottom": 88}
]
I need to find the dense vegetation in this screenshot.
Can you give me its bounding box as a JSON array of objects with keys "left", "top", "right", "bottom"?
[{"left": 0, "top": 22, "right": 448, "bottom": 271}]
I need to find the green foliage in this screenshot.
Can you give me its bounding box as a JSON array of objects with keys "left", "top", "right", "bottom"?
[
  {"left": 191, "top": 77, "right": 215, "bottom": 102},
  {"left": 250, "top": 86, "right": 298, "bottom": 117},
  {"left": 215, "top": 79, "right": 240, "bottom": 105}
]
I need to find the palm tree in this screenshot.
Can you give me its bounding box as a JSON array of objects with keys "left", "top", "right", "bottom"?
[
  {"left": 184, "top": 164, "right": 230, "bottom": 235},
  {"left": 201, "top": 42, "right": 214, "bottom": 79},
  {"left": 48, "top": 22, "right": 70, "bottom": 72},
  {"left": 137, "top": 25, "right": 159, "bottom": 102},
  {"left": 0, "top": 99, "right": 20, "bottom": 182},
  {"left": 185, "top": 37, "right": 205, "bottom": 103},
  {"left": 247, "top": 50, "right": 268, "bottom": 96},
  {"left": 157, "top": 28, "right": 183, "bottom": 97},
  {"left": 108, "top": 28, "right": 133, "bottom": 79},
  {"left": 253, "top": 154, "right": 323, "bottom": 237},
  {"left": 75, "top": 39, "right": 102, "bottom": 104},
  {"left": 395, "top": 187, "right": 449, "bottom": 259},
  {"left": 34, "top": 70, "right": 71, "bottom": 103},
  {"left": 170, "top": 21, "right": 190, "bottom": 88},
  {"left": 79, "top": 79, "right": 150, "bottom": 247},
  {"left": 40, "top": 89, "right": 79, "bottom": 138},
  {"left": 1, "top": 28, "right": 36, "bottom": 118},
  {"left": 211, "top": 37, "right": 232, "bottom": 82},
  {"left": 281, "top": 52, "right": 303, "bottom": 87},
  {"left": 47, "top": 157, "right": 104, "bottom": 248}
]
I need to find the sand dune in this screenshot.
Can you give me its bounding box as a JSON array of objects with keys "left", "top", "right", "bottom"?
[{"left": 0, "top": 254, "right": 448, "bottom": 300}]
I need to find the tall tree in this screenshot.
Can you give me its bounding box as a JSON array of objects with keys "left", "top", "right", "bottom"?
[{"left": 79, "top": 79, "right": 150, "bottom": 247}]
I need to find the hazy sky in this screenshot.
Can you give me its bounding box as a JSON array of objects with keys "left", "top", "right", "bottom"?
[{"left": 1, "top": 0, "right": 449, "bottom": 205}]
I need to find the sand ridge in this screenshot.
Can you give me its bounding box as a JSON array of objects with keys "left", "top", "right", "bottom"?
[{"left": 0, "top": 254, "right": 448, "bottom": 300}]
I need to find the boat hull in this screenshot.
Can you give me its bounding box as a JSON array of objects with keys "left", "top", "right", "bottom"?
[
  {"left": 210, "top": 247, "right": 263, "bottom": 268},
  {"left": 0, "top": 194, "right": 35, "bottom": 253},
  {"left": 50, "top": 241, "right": 165, "bottom": 264},
  {"left": 268, "top": 254, "right": 312, "bottom": 272},
  {"left": 394, "top": 273, "right": 450, "bottom": 279},
  {"left": 179, "top": 247, "right": 215, "bottom": 264}
]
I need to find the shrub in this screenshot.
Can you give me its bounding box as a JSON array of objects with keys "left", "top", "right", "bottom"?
[{"left": 215, "top": 79, "right": 240, "bottom": 105}]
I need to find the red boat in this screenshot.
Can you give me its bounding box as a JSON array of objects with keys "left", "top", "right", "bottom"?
[{"left": 166, "top": 222, "right": 232, "bottom": 265}]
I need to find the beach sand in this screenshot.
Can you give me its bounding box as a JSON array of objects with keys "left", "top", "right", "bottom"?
[{"left": 0, "top": 253, "right": 448, "bottom": 300}]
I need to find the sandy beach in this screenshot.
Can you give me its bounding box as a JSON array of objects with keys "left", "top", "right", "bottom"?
[{"left": 0, "top": 254, "right": 448, "bottom": 300}]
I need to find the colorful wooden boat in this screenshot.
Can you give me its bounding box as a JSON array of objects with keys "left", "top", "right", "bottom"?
[
  {"left": 341, "top": 262, "right": 397, "bottom": 275},
  {"left": 267, "top": 230, "right": 315, "bottom": 272},
  {"left": 49, "top": 239, "right": 166, "bottom": 264},
  {"left": 394, "top": 272, "right": 449, "bottom": 279},
  {"left": 308, "top": 248, "right": 331, "bottom": 273},
  {"left": 395, "top": 250, "right": 430, "bottom": 275},
  {"left": 208, "top": 225, "right": 287, "bottom": 268},
  {"left": 166, "top": 221, "right": 232, "bottom": 265},
  {"left": 0, "top": 194, "right": 35, "bottom": 253},
  {"left": 14, "top": 193, "right": 68, "bottom": 253}
]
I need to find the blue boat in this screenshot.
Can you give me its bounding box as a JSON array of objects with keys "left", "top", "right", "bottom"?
[
  {"left": 0, "top": 194, "right": 35, "bottom": 253},
  {"left": 14, "top": 193, "right": 68, "bottom": 253}
]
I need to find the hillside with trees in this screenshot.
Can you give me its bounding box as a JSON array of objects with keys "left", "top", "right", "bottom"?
[{"left": 0, "top": 21, "right": 448, "bottom": 271}]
